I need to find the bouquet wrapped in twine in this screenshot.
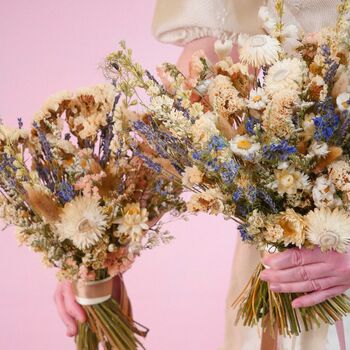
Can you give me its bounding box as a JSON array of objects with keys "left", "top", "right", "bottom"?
[
  {"left": 0, "top": 83, "right": 185, "bottom": 349},
  {"left": 105, "top": 0, "right": 350, "bottom": 339}
]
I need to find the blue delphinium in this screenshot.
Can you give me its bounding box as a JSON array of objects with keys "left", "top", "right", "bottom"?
[
  {"left": 257, "top": 189, "right": 278, "bottom": 213},
  {"left": 221, "top": 160, "right": 239, "bottom": 184},
  {"left": 245, "top": 116, "right": 260, "bottom": 135},
  {"left": 238, "top": 225, "right": 252, "bottom": 242},
  {"left": 17, "top": 118, "right": 23, "bottom": 129},
  {"left": 263, "top": 140, "right": 296, "bottom": 161},
  {"left": 192, "top": 150, "right": 203, "bottom": 161},
  {"left": 33, "top": 122, "right": 53, "bottom": 161},
  {"left": 205, "top": 158, "right": 220, "bottom": 172},
  {"left": 313, "top": 97, "right": 340, "bottom": 142},
  {"left": 247, "top": 186, "right": 258, "bottom": 202},
  {"left": 155, "top": 179, "right": 168, "bottom": 196},
  {"left": 208, "top": 135, "right": 227, "bottom": 151},
  {"left": 320, "top": 44, "right": 339, "bottom": 85},
  {"left": 133, "top": 150, "right": 161, "bottom": 173},
  {"left": 57, "top": 181, "right": 75, "bottom": 204},
  {"left": 232, "top": 187, "right": 243, "bottom": 202}
]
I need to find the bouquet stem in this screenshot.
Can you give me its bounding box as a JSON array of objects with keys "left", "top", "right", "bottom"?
[
  {"left": 75, "top": 299, "right": 147, "bottom": 350},
  {"left": 233, "top": 263, "right": 350, "bottom": 337}
]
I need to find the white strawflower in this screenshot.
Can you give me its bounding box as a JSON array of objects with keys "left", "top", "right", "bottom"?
[
  {"left": 306, "top": 207, "right": 350, "bottom": 253},
  {"left": 115, "top": 203, "right": 149, "bottom": 241},
  {"left": 238, "top": 34, "right": 281, "bottom": 68},
  {"left": 308, "top": 141, "right": 329, "bottom": 158},
  {"left": 270, "top": 167, "right": 310, "bottom": 195},
  {"left": 229, "top": 135, "right": 260, "bottom": 158},
  {"left": 337, "top": 92, "right": 350, "bottom": 112},
  {"left": 56, "top": 197, "right": 107, "bottom": 250},
  {"left": 312, "top": 176, "right": 341, "bottom": 209},
  {"left": 248, "top": 88, "right": 269, "bottom": 110},
  {"left": 265, "top": 58, "right": 305, "bottom": 96}
]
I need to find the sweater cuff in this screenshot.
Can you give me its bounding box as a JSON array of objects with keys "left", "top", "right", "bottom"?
[{"left": 155, "top": 26, "right": 237, "bottom": 46}]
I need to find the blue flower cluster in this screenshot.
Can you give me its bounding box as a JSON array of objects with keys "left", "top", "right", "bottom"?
[
  {"left": 321, "top": 45, "right": 339, "bottom": 84},
  {"left": 133, "top": 150, "right": 161, "bottom": 173},
  {"left": 263, "top": 140, "right": 296, "bottom": 161},
  {"left": 314, "top": 98, "right": 340, "bottom": 142},
  {"left": 208, "top": 135, "right": 227, "bottom": 151},
  {"left": 220, "top": 159, "right": 239, "bottom": 184},
  {"left": 57, "top": 180, "right": 75, "bottom": 203},
  {"left": 238, "top": 225, "right": 252, "bottom": 242},
  {"left": 257, "top": 189, "right": 278, "bottom": 213},
  {"left": 17, "top": 118, "right": 23, "bottom": 129},
  {"left": 245, "top": 116, "right": 260, "bottom": 135},
  {"left": 173, "top": 99, "right": 191, "bottom": 120},
  {"left": 33, "top": 122, "right": 53, "bottom": 161},
  {"left": 232, "top": 187, "right": 243, "bottom": 202}
]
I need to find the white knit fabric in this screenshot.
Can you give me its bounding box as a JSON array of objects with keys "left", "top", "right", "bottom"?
[{"left": 152, "top": 0, "right": 340, "bottom": 45}]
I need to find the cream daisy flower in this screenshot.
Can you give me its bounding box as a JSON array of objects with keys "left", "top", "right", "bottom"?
[
  {"left": 328, "top": 160, "right": 350, "bottom": 192},
  {"left": 229, "top": 135, "right": 260, "bottom": 158},
  {"left": 192, "top": 112, "right": 219, "bottom": 146},
  {"left": 182, "top": 166, "right": 204, "bottom": 187},
  {"left": 56, "top": 197, "right": 107, "bottom": 250},
  {"left": 305, "top": 207, "right": 350, "bottom": 252},
  {"left": 265, "top": 58, "right": 305, "bottom": 96},
  {"left": 115, "top": 203, "right": 149, "bottom": 242},
  {"left": 279, "top": 209, "right": 306, "bottom": 247},
  {"left": 248, "top": 88, "right": 269, "bottom": 110},
  {"left": 336, "top": 92, "right": 350, "bottom": 112},
  {"left": 312, "top": 176, "right": 341, "bottom": 208},
  {"left": 238, "top": 34, "right": 281, "bottom": 68},
  {"left": 187, "top": 188, "right": 224, "bottom": 215},
  {"left": 270, "top": 167, "right": 310, "bottom": 195},
  {"left": 308, "top": 141, "right": 329, "bottom": 158},
  {"left": 264, "top": 223, "right": 284, "bottom": 243}
]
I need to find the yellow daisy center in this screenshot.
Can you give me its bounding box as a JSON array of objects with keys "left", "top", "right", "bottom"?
[
  {"left": 237, "top": 139, "right": 252, "bottom": 150},
  {"left": 342, "top": 101, "right": 349, "bottom": 109},
  {"left": 252, "top": 95, "right": 262, "bottom": 102},
  {"left": 126, "top": 207, "right": 140, "bottom": 216}
]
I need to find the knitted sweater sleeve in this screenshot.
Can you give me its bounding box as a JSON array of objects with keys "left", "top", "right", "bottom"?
[{"left": 151, "top": 0, "right": 339, "bottom": 46}]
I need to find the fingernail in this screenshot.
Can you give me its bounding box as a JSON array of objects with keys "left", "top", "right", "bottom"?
[{"left": 292, "top": 301, "right": 301, "bottom": 308}]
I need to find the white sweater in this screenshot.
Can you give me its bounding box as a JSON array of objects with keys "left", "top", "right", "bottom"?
[{"left": 152, "top": 0, "right": 340, "bottom": 45}]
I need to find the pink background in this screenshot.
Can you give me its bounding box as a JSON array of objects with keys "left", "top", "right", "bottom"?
[{"left": 0, "top": 1, "right": 237, "bottom": 349}]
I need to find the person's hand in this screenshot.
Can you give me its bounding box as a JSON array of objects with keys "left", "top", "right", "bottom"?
[
  {"left": 54, "top": 281, "right": 86, "bottom": 337},
  {"left": 177, "top": 37, "right": 239, "bottom": 76},
  {"left": 260, "top": 247, "right": 350, "bottom": 308}
]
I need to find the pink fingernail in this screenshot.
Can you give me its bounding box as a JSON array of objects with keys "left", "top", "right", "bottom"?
[{"left": 292, "top": 301, "right": 301, "bottom": 308}]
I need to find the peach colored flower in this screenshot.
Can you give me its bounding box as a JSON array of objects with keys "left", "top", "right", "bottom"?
[
  {"left": 185, "top": 50, "right": 206, "bottom": 89},
  {"left": 78, "top": 265, "right": 96, "bottom": 281},
  {"left": 156, "top": 65, "right": 174, "bottom": 93},
  {"left": 103, "top": 248, "right": 135, "bottom": 276}
]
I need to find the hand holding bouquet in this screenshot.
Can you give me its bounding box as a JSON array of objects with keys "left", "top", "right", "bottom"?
[
  {"left": 0, "top": 83, "right": 185, "bottom": 349},
  {"left": 105, "top": 0, "right": 350, "bottom": 338}
]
